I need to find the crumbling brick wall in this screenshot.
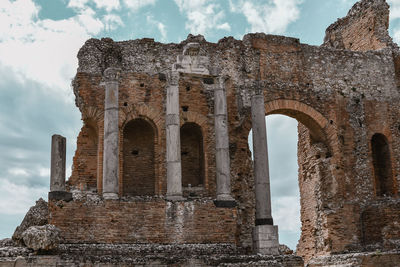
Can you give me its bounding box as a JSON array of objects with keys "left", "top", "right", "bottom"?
[{"left": 323, "top": 0, "right": 392, "bottom": 51}]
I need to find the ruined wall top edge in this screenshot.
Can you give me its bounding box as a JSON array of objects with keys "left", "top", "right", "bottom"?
[
  {"left": 74, "top": 31, "right": 399, "bottom": 102},
  {"left": 76, "top": 32, "right": 396, "bottom": 76}
]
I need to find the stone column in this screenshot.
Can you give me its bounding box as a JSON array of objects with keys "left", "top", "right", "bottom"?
[
  {"left": 251, "top": 92, "right": 279, "bottom": 255},
  {"left": 50, "top": 134, "right": 66, "bottom": 192},
  {"left": 214, "top": 77, "right": 235, "bottom": 207},
  {"left": 102, "top": 67, "right": 120, "bottom": 200},
  {"left": 49, "top": 134, "right": 72, "bottom": 201},
  {"left": 166, "top": 71, "right": 184, "bottom": 201}
]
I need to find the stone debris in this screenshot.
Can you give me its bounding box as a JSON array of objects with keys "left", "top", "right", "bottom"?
[
  {"left": 21, "top": 224, "right": 61, "bottom": 251},
  {"left": 12, "top": 198, "right": 49, "bottom": 245},
  {"left": 279, "top": 244, "right": 294, "bottom": 255}
]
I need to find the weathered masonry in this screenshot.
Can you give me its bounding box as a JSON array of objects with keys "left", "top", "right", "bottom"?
[{"left": 45, "top": 0, "right": 400, "bottom": 265}]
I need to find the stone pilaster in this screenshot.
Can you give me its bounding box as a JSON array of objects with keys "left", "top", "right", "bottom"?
[
  {"left": 102, "top": 67, "right": 120, "bottom": 200},
  {"left": 251, "top": 92, "right": 279, "bottom": 254},
  {"left": 166, "top": 71, "right": 184, "bottom": 201},
  {"left": 214, "top": 77, "right": 235, "bottom": 207}
]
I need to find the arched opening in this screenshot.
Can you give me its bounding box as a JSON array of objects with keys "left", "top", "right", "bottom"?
[
  {"left": 247, "top": 101, "right": 333, "bottom": 257},
  {"left": 371, "top": 133, "right": 394, "bottom": 197},
  {"left": 248, "top": 115, "right": 300, "bottom": 250},
  {"left": 122, "top": 118, "right": 155, "bottom": 196},
  {"left": 180, "top": 122, "right": 204, "bottom": 187}
]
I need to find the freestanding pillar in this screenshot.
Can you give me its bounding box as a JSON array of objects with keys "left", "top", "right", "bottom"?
[
  {"left": 251, "top": 92, "right": 279, "bottom": 255},
  {"left": 214, "top": 77, "right": 235, "bottom": 206},
  {"left": 166, "top": 71, "right": 184, "bottom": 201},
  {"left": 50, "top": 134, "right": 66, "bottom": 192},
  {"left": 49, "top": 134, "right": 72, "bottom": 201},
  {"left": 102, "top": 67, "right": 120, "bottom": 200}
]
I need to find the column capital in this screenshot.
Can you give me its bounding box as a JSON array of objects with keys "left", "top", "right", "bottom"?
[
  {"left": 166, "top": 70, "right": 180, "bottom": 86},
  {"left": 254, "top": 80, "right": 264, "bottom": 96},
  {"left": 103, "top": 67, "right": 121, "bottom": 83},
  {"left": 244, "top": 80, "right": 264, "bottom": 96}
]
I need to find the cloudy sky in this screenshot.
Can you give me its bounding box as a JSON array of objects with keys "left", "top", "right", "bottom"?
[{"left": 1, "top": 0, "right": 400, "bottom": 250}]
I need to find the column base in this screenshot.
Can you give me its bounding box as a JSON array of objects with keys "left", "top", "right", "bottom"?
[
  {"left": 48, "top": 191, "right": 73, "bottom": 202},
  {"left": 215, "top": 194, "right": 236, "bottom": 207},
  {"left": 253, "top": 225, "right": 279, "bottom": 255},
  {"left": 103, "top": 192, "right": 119, "bottom": 200},
  {"left": 216, "top": 193, "right": 235, "bottom": 201}
]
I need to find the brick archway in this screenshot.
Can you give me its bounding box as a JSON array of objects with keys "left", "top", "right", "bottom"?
[
  {"left": 259, "top": 99, "right": 341, "bottom": 260},
  {"left": 264, "top": 99, "right": 338, "bottom": 156},
  {"left": 122, "top": 118, "right": 156, "bottom": 196},
  {"left": 119, "top": 104, "right": 163, "bottom": 195}
]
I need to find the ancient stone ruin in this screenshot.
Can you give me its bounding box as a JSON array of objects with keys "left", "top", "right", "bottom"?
[{"left": 1, "top": 0, "right": 400, "bottom": 266}]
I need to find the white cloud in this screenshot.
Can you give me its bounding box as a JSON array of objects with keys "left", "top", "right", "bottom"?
[
  {"left": 230, "top": 0, "right": 302, "bottom": 34},
  {"left": 0, "top": 0, "right": 104, "bottom": 100},
  {"left": 216, "top": 22, "right": 231, "bottom": 31},
  {"left": 103, "top": 14, "right": 124, "bottom": 31},
  {"left": 146, "top": 15, "right": 167, "bottom": 41},
  {"left": 8, "top": 168, "right": 29, "bottom": 177},
  {"left": 93, "top": 0, "right": 120, "bottom": 11},
  {"left": 122, "top": 0, "right": 156, "bottom": 12},
  {"left": 68, "top": 0, "right": 120, "bottom": 11},
  {"left": 39, "top": 167, "right": 50, "bottom": 178},
  {"left": 273, "top": 196, "right": 301, "bottom": 232},
  {"left": 68, "top": 0, "right": 90, "bottom": 9},
  {"left": 0, "top": 179, "right": 47, "bottom": 215},
  {"left": 174, "top": 0, "right": 231, "bottom": 35},
  {"left": 8, "top": 166, "right": 51, "bottom": 180},
  {"left": 393, "top": 28, "right": 400, "bottom": 44},
  {"left": 385, "top": 1, "right": 400, "bottom": 45},
  {"left": 388, "top": 0, "right": 400, "bottom": 20},
  {"left": 75, "top": 8, "right": 104, "bottom": 35}
]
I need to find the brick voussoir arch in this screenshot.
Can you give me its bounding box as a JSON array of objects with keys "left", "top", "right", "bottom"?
[
  {"left": 180, "top": 111, "right": 208, "bottom": 130},
  {"left": 265, "top": 99, "right": 338, "bottom": 155},
  {"left": 265, "top": 100, "right": 327, "bottom": 128},
  {"left": 120, "top": 104, "right": 163, "bottom": 132},
  {"left": 82, "top": 106, "right": 104, "bottom": 127}
]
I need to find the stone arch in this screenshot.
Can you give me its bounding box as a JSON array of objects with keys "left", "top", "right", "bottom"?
[
  {"left": 122, "top": 118, "right": 157, "bottom": 196},
  {"left": 371, "top": 133, "right": 395, "bottom": 197},
  {"left": 180, "top": 122, "right": 205, "bottom": 187}
]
